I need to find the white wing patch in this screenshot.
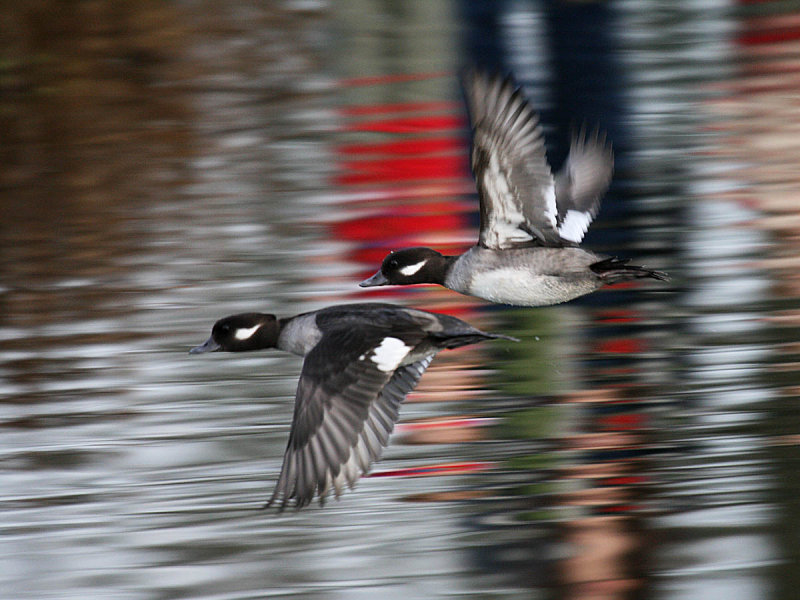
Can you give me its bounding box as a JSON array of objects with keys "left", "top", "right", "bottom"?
[
  {"left": 558, "top": 209, "right": 593, "bottom": 244},
  {"left": 234, "top": 324, "right": 262, "bottom": 340},
  {"left": 542, "top": 186, "right": 558, "bottom": 231},
  {"left": 399, "top": 260, "right": 427, "bottom": 277},
  {"left": 370, "top": 337, "right": 411, "bottom": 372}
]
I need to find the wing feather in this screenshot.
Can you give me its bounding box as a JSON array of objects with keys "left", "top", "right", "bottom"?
[
  {"left": 553, "top": 126, "right": 613, "bottom": 244},
  {"left": 464, "top": 71, "right": 561, "bottom": 249},
  {"left": 265, "top": 327, "right": 434, "bottom": 510},
  {"left": 464, "top": 71, "right": 614, "bottom": 248}
]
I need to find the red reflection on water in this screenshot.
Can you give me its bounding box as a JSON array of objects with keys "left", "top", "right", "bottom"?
[
  {"left": 368, "top": 461, "right": 495, "bottom": 478},
  {"left": 340, "top": 101, "right": 458, "bottom": 117},
  {"left": 333, "top": 209, "right": 463, "bottom": 242},
  {"left": 595, "top": 309, "right": 639, "bottom": 324},
  {"left": 342, "top": 115, "right": 464, "bottom": 135},
  {"left": 593, "top": 338, "right": 647, "bottom": 354},
  {"left": 596, "top": 413, "right": 647, "bottom": 431},
  {"left": 332, "top": 72, "right": 475, "bottom": 287},
  {"left": 337, "top": 155, "right": 465, "bottom": 184},
  {"left": 339, "top": 136, "right": 461, "bottom": 155}
]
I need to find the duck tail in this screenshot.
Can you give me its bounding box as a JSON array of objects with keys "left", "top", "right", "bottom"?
[{"left": 590, "top": 257, "right": 669, "bottom": 285}]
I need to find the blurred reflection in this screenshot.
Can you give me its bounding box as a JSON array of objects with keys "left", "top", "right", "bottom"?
[
  {"left": 646, "top": 4, "right": 800, "bottom": 600},
  {"left": 1, "top": 2, "right": 192, "bottom": 326},
  {"left": 2, "top": 1, "right": 800, "bottom": 600}
]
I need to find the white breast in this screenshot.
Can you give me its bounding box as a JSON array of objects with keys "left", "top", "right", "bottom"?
[{"left": 461, "top": 267, "right": 600, "bottom": 307}]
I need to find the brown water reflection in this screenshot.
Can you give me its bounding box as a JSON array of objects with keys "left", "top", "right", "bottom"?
[
  {"left": 3, "top": 1, "right": 800, "bottom": 599},
  {"left": 2, "top": 1, "right": 191, "bottom": 333}
]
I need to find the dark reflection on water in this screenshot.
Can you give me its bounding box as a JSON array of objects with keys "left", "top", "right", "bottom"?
[{"left": 3, "top": 1, "right": 800, "bottom": 599}]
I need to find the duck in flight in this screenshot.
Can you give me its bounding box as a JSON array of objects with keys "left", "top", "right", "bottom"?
[
  {"left": 191, "top": 302, "right": 515, "bottom": 510},
  {"left": 360, "top": 71, "right": 667, "bottom": 306}
]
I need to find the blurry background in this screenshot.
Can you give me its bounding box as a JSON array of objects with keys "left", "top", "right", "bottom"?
[{"left": 2, "top": 1, "right": 800, "bottom": 598}]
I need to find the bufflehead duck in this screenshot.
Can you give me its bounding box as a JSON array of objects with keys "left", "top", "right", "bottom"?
[
  {"left": 360, "top": 71, "right": 667, "bottom": 306},
  {"left": 191, "top": 302, "right": 516, "bottom": 510}
]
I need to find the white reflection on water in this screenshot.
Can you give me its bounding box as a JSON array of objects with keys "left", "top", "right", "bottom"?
[{"left": 646, "top": 32, "right": 776, "bottom": 600}]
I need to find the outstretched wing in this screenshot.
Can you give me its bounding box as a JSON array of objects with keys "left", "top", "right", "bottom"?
[
  {"left": 464, "top": 71, "right": 562, "bottom": 249},
  {"left": 266, "top": 326, "right": 432, "bottom": 510},
  {"left": 553, "top": 127, "right": 613, "bottom": 245},
  {"left": 464, "top": 71, "right": 614, "bottom": 248}
]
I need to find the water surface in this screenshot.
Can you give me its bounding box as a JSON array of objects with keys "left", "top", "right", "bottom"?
[{"left": 2, "top": 1, "right": 800, "bottom": 599}]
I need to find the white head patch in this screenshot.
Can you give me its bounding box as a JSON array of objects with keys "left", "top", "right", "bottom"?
[
  {"left": 234, "top": 324, "right": 262, "bottom": 340},
  {"left": 370, "top": 337, "right": 411, "bottom": 372},
  {"left": 399, "top": 260, "right": 427, "bottom": 277}
]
